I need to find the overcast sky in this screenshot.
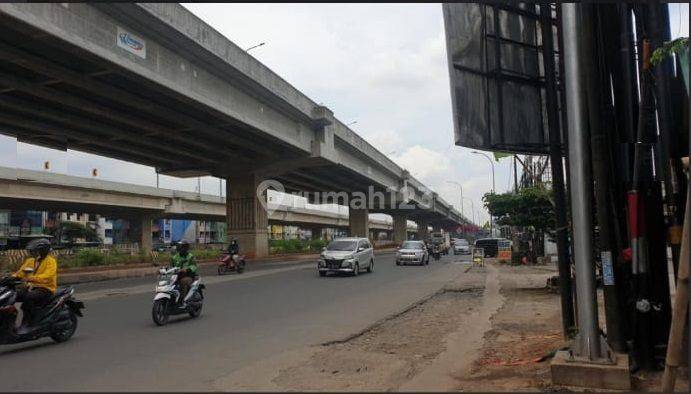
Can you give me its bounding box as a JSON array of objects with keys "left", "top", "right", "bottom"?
[{"left": 1, "top": 3, "right": 688, "bottom": 225}]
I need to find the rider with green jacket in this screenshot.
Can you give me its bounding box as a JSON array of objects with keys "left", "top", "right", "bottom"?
[{"left": 171, "top": 240, "right": 197, "bottom": 304}]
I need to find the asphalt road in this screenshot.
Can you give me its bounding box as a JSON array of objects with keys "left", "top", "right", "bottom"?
[{"left": 0, "top": 251, "right": 472, "bottom": 391}]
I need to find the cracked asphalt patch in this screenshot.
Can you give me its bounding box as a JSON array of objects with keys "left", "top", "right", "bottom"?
[{"left": 272, "top": 289, "right": 485, "bottom": 391}]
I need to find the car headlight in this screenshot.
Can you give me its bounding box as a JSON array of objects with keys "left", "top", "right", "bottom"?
[
  {"left": 318, "top": 260, "right": 326, "bottom": 267},
  {"left": 342, "top": 259, "right": 355, "bottom": 267}
]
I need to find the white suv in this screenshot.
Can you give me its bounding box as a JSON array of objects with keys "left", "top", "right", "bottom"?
[{"left": 318, "top": 237, "right": 375, "bottom": 276}]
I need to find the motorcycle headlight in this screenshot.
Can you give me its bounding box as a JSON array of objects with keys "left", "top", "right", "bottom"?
[
  {"left": 0, "top": 291, "right": 10, "bottom": 302},
  {"left": 158, "top": 280, "right": 167, "bottom": 286}
]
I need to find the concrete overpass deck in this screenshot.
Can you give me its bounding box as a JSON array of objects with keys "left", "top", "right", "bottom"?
[
  {"left": 0, "top": 167, "right": 418, "bottom": 235},
  {"left": 0, "top": 3, "right": 465, "bottom": 255}
]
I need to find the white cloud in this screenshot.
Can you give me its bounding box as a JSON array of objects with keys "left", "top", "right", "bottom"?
[{"left": 392, "top": 145, "right": 450, "bottom": 179}]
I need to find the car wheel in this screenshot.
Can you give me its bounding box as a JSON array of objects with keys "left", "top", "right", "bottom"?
[
  {"left": 396, "top": 260, "right": 401, "bottom": 266},
  {"left": 367, "top": 259, "right": 374, "bottom": 273},
  {"left": 319, "top": 271, "right": 326, "bottom": 277},
  {"left": 352, "top": 263, "right": 359, "bottom": 276}
]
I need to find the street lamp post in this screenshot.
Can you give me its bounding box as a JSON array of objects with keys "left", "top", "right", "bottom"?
[
  {"left": 245, "top": 42, "right": 266, "bottom": 52},
  {"left": 472, "top": 150, "right": 496, "bottom": 236},
  {"left": 462, "top": 197, "right": 476, "bottom": 225},
  {"left": 446, "top": 181, "right": 464, "bottom": 219}
]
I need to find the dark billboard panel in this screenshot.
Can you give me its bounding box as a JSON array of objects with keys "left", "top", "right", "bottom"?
[{"left": 443, "top": 3, "right": 550, "bottom": 154}]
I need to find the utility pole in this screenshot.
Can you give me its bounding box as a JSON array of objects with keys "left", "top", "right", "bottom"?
[
  {"left": 540, "top": 2, "right": 575, "bottom": 338},
  {"left": 513, "top": 155, "right": 519, "bottom": 193},
  {"left": 562, "top": 2, "right": 611, "bottom": 361},
  {"left": 472, "top": 151, "right": 495, "bottom": 236},
  {"left": 584, "top": 4, "right": 625, "bottom": 351}
]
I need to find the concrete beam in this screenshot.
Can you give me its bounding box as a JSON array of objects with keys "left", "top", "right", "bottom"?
[{"left": 0, "top": 96, "right": 221, "bottom": 165}]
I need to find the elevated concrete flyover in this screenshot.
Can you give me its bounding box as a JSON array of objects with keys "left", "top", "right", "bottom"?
[
  {"left": 0, "top": 3, "right": 465, "bottom": 256},
  {"left": 0, "top": 167, "right": 417, "bottom": 249}
]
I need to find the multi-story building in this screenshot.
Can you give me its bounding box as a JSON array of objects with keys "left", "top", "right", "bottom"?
[{"left": 56, "top": 212, "right": 113, "bottom": 245}]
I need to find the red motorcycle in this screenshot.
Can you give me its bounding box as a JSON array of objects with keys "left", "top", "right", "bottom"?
[{"left": 217, "top": 253, "right": 246, "bottom": 275}]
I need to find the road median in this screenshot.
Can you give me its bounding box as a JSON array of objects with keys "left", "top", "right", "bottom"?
[{"left": 59, "top": 247, "right": 398, "bottom": 285}]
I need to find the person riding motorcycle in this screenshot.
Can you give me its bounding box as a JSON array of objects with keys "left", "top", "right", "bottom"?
[
  {"left": 227, "top": 238, "right": 239, "bottom": 256},
  {"left": 170, "top": 240, "right": 197, "bottom": 305},
  {"left": 12, "top": 238, "right": 57, "bottom": 328}
]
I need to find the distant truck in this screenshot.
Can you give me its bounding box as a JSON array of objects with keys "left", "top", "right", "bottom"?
[{"left": 430, "top": 232, "right": 450, "bottom": 255}]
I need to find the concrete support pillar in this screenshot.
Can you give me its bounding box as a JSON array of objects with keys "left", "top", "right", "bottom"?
[
  {"left": 226, "top": 174, "right": 269, "bottom": 258},
  {"left": 392, "top": 212, "right": 407, "bottom": 243},
  {"left": 417, "top": 218, "right": 430, "bottom": 240},
  {"left": 349, "top": 207, "right": 369, "bottom": 238},
  {"left": 129, "top": 214, "right": 153, "bottom": 253}
]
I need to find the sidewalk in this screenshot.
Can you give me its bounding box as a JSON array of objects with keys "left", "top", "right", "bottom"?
[{"left": 60, "top": 247, "right": 398, "bottom": 285}]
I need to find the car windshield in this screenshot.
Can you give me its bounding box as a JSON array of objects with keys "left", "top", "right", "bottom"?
[
  {"left": 401, "top": 241, "right": 423, "bottom": 249},
  {"left": 456, "top": 239, "right": 469, "bottom": 246},
  {"left": 326, "top": 240, "right": 357, "bottom": 251}
]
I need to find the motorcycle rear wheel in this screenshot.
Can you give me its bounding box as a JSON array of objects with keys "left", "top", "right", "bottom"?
[
  {"left": 237, "top": 262, "right": 245, "bottom": 274},
  {"left": 50, "top": 310, "right": 78, "bottom": 343},
  {"left": 152, "top": 299, "right": 170, "bottom": 326}
]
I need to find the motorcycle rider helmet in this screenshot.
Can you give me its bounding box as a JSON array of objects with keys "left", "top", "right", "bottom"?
[
  {"left": 26, "top": 238, "right": 51, "bottom": 258},
  {"left": 177, "top": 239, "right": 190, "bottom": 254}
]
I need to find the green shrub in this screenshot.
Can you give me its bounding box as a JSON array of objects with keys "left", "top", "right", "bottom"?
[
  {"left": 74, "top": 249, "right": 105, "bottom": 267},
  {"left": 269, "top": 239, "right": 310, "bottom": 254},
  {"left": 308, "top": 239, "right": 327, "bottom": 251},
  {"left": 192, "top": 248, "right": 222, "bottom": 260}
]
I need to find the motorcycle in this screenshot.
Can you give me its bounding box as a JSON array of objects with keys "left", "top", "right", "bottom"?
[
  {"left": 151, "top": 266, "right": 205, "bottom": 326},
  {"left": 217, "top": 253, "right": 246, "bottom": 275},
  {"left": 0, "top": 269, "right": 84, "bottom": 345},
  {"left": 432, "top": 245, "right": 441, "bottom": 261}
]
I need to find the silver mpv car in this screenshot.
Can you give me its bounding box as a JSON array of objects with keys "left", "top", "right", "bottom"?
[
  {"left": 395, "top": 240, "right": 429, "bottom": 265},
  {"left": 318, "top": 237, "right": 375, "bottom": 276}
]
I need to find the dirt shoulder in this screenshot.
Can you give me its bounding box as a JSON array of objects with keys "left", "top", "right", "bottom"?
[{"left": 454, "top": 263, "right": 565, "bottom": 391}]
